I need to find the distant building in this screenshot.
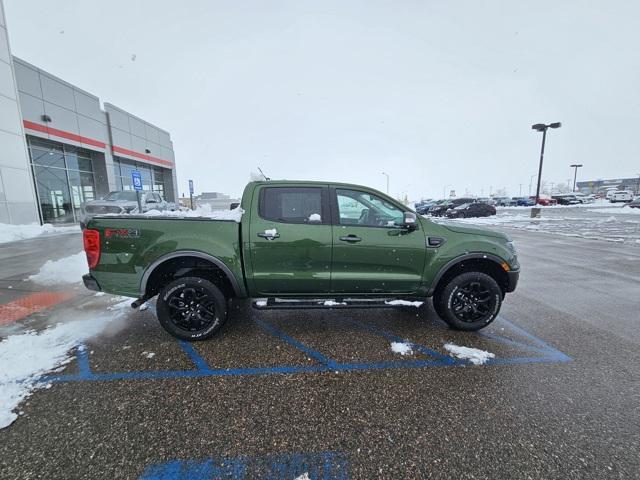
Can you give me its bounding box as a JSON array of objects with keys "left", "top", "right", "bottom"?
[
  {"left": 576, "top": 177, "right": 640, "bottom": 194},
  {"left": 179, "top": 192, "right": 240, "bottom": 210}
]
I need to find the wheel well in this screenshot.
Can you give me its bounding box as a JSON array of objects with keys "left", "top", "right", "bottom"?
[
  {"left": 144, "top": 256, "right": 235, "bottom": 299},
  {"left": 433, "top": 258, "right": 509, "bottom": 297}
]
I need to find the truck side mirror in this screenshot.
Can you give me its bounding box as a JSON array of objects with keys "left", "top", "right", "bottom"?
[{"left": 402, "top": 211, "right": 418, "bottom": 230}]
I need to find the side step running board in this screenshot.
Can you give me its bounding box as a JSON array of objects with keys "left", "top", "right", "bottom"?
[{"left": 252, "top": 298, "right": 424, "bottom": 310}]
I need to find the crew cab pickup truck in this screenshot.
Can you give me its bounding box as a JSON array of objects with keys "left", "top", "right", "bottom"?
[{"left": 82, "top": 181, "right": 519, "bottom": 341}]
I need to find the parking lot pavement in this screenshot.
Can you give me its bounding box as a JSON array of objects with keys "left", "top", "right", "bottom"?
[{"left": 1, "top": 231, "right": 640, "bottom": 479}]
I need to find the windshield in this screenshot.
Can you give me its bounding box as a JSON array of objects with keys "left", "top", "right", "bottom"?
[{"left": 103, "top": 191, "right": 138, "bottom": 201}]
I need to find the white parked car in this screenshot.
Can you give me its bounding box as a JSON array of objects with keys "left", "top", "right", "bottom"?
[{"left": 610, "top": 190, "right": 633, "bottom": 203}]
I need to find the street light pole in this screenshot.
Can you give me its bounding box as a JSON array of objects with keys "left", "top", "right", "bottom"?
[
  {"left": 532, "top": 122, "right": 562, "bottom": 205},
  {"left": 529, "top": 174, "right": 537, "bottom": 196},
  {"left": 381, "top": 172, "right": 389, "bottom": 194},
  {"left": 635, "top": 173, "right": 640, "bottom": 196},
  {"left": 570, "top": 164, "right": 583, "bottom": 192}
]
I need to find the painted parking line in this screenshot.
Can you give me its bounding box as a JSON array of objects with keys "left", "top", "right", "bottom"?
[
  {"left": 139, "top": 451, "right": 348, "bottom": 480},
  {"left": 0, "top": 291, "right": 75, "bottom": 326},
  {"left": 43, "top": 316, "right": 571, "bottom": 384}
]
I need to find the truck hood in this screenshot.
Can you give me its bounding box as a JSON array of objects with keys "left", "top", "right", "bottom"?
[{"left": 439, "top": 221, "right": 509, "bottom": 241}]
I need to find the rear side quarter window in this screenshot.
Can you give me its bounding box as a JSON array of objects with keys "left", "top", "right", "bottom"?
[{"left": 259, "top": 187, "right": 327, "bottom": 224}]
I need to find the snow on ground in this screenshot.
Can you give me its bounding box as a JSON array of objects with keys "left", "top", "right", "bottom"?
[
  {"left": 0, "top": 308, "right": 128, "bottom": 429},
  {"left": 391, "top": 342, "right": 414, "bottom": 356},
  {"left": 430, "top": 204, "right": 640, "bottom": 245},
  {"left": 385, "top": 300, "right": 424, "bottom": 307},
  {"left": 444, "top": 343, "right": 495, "bottom": 365},
  {"left": 142, "top": 205, "right": 244, "bottom": 222},
  {"left": 589, "top": 207, "right": 640, "bottom": 215},
  {"left": 27, "top": 252, "right": 88, "bottom": 285},
  {"left": 0, "top": 223, "right": 79, "bottom": 245}
]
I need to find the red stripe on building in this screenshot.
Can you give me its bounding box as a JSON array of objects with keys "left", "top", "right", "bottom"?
[
  {"left": 23, "top": 120, "right": 106, "bottom": 149},
  {"left": 0, "top": 291, "right": 75, "bottom": 326},
  {"left": 112, "top": 145, "right": 173, "bottom": 167}
]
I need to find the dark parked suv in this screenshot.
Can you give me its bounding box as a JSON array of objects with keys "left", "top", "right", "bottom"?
[
  {"left": 446, "top": 202, "right": 496, "bottom": 218},
  {"left": 428, "top": 198, "right": 476, "bottom": 217}
]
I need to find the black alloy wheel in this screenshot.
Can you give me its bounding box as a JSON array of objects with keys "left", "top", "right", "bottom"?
[
  {"left": 157, "top": 277, "right": 227, "bottom": 341},
  {"left": 434, "top": 271, "right": 502, "bottom": 331}
]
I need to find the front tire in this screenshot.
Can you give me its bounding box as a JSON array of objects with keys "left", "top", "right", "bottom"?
[
  {"left": 434, "top": 272, "right": 502, "bottom": 331},
  {"left": 156, "top": 276, "right": 227, "bottom": 341}
]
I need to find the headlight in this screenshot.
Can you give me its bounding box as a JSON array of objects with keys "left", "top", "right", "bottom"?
[{"left": 506, "top": 240, "right": 517, "bottom": 255}]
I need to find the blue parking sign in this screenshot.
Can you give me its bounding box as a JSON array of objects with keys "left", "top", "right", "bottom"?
[
  {"left": 131, "top": 170, "right": 143, "bottom": 191},
  {"left": 189, "top": 179, "right": 194, "bottom": 195}
]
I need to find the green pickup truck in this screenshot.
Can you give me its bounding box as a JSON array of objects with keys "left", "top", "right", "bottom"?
[{"left": 82, "top": 180, "right": 519, "bottom": 341}]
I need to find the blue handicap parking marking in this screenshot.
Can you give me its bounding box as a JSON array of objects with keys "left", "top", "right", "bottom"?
[
  {"left": 43, "top": 315, "right": 571, "bottom": 384},
  {"left": 139, "top": 451, "right": 348, "bottom": 480}
]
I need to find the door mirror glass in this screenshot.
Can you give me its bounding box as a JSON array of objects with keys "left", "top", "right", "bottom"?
[{"left": 401, "top": 211, "right": 418, "bottom": 229}]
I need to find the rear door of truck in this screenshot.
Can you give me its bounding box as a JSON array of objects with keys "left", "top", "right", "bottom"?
[{"left": 247, "top": 184, "right": 333, "bottom": 295}]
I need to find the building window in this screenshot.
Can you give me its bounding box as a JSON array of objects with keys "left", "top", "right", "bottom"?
[
  {"left": 27, "top": 136, "right": 97, "bottom": 224},
  {"left": 113, "top": 157, "right": 169, "bottom": 199}
]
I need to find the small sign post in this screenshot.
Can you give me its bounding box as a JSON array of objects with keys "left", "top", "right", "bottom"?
[
  {"left": 188, "top": 179, "right": 194, "bottom": 210},
  {"left": 132, "top": 170, "right": 143, "bottom": 213}
]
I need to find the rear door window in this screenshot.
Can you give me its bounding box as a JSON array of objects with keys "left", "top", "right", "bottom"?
[{"left": 259, "top": 187, "right": 326, "bottom": 224}]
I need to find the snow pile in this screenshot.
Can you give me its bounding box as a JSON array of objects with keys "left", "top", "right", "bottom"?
[
  {"left": 27, "top": 252, "right": 88, "bottom": 285},
  {"left": 390, "top": 342, "right": 413, "bottom": 356},
  {"left": 0, "top": 223, "right": 79, "bottom": 245},
  {"left": 255, "top": 299, "right": 267, "bottom": 307},
  {"left": 444, "top": 343, "right": 495, "bottom": 365},
  {"left": 142, "top": 204, "right": 244, "bottom": 222},
  {"left": 589, "top": 207, "right": 640, "bottom": 216},
  {"left": 385, "top": 300, "right": 424, "bottom": 307},
  {"left": 0, "top": 312, "right": 122, "bottom": 429}
]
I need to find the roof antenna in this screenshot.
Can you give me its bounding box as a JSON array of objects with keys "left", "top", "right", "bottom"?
[{"left": 257, "top": 167, "right": 270, "bottom": 181}]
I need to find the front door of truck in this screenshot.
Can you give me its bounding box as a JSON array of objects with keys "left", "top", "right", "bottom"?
[
  {"left": 249, "top": 185, "right": 332, "bottom": 295},
  {"left": 330, "top": 188, "right": 426, "bottom": 294}
]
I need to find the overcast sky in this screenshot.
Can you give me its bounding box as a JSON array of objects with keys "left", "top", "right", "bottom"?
[{"left": 5, "top": 0, "right": 639, "bottom": 200}]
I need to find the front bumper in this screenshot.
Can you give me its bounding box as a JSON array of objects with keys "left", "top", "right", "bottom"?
[
  {"left": 505, "top": 270, "right": 519, "bottom": 293},
  {"left": 82, "top": 274, "right": 101, "bottom": 292}
]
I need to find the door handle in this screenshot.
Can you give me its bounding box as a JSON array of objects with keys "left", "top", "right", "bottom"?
[
  {"left": 339, "top": 235, "right": 362, "bottom": 243},
  {"left": 257, "top": 232, "right": 280, "bottom": 240}
]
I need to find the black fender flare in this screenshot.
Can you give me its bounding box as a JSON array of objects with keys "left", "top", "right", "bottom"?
[
  {"left": 426, "top": 253, "right": 508, "bottom": 296},
  {"left": 139, "top": 250, "right": 245, "bottom": 297}
]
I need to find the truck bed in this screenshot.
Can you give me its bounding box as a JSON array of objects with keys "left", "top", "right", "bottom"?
[{"left": 87, "top": 216, "right": 243, "bottom": 298}]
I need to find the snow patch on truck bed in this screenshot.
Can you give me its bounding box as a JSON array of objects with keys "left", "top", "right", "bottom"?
[
  {"left": 28, "top": 252, "right": 88, "bottom": 286},
  {"left": 0, "top": 223, "right": 79, "bottom": 245},
  {"left": 143, "top": 205, "right": 245, "bottom": 222}
]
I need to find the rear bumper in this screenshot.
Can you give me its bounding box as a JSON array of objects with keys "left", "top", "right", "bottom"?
[
  {"left": 505, "top": 270, "right": 519, "bottom": 293},
  {"left": 82, "top": 274, "right": 101, "bottom": 292}
]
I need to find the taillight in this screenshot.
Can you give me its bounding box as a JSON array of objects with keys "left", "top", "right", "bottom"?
[{"left": 83, "top": 229, "right": 101, "bottom": 269}]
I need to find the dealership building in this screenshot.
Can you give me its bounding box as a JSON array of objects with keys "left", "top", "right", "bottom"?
[{"left": 0, "top": 2, "right": 177, "bottom": 225}]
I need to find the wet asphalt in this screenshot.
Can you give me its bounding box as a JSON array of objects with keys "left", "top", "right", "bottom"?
[{"left": 1, "top": 229, "right": 639, "bottom": 479}]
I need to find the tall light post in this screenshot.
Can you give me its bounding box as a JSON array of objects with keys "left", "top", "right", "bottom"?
[
  {"left": 532, "top": 122, "right": 562, "bottom": 205},
  {"left": 635, "top": 173, "right": 640, "bottom": 195},
  {"left": 443, "top": 184, "right": 452, "bottom": 198},
  {"left": 529, "top": 174, "right": 537, "bottom": 196},
  {"left": 381, "top": 172, "right": 389, "bottom": 194},
  {"left": 570, "top": 164, "right": 583, "bottom": 192}
]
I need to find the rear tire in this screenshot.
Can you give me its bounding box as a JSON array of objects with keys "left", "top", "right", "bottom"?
[
  {"left": 434, "top": 271, "right": 502, "bottom": 331},
  {"left": 156, "top": 276, "right": 227, "bottom": 341}
]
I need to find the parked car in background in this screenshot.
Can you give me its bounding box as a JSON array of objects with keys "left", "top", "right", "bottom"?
[
  {"left": 476, "top": 197, "right": 497, "bottom": 206},
  {"left": 530, "top": 195, "right": 557, "bottom": 206},
  {"left": 446, "top": 202, "right": 496, "bottom": 218},
  {"left": 81, "top": 191, "right": 173, "bottom": 224},
  {"left": 428, "top": 197, "right": 476, "bottom": 216},
  {"left": 552, "top": 194, "right": 581, "bottom": 205},
  {"left": 610, "top": 191, "right": 633, "bottom": 203},
  {"left": 493, "top": 197, "right": 512, "bottom": 207},
  {"left": 626, "top": 197, "right": 640, "bottom": 208},
  {"left": 605, "top": 189, "right": 619, "bottom": 201},
  {"left": 414, "top": 200, "right": 437, "bottom": 215},
  {"left": 574, "top": 193, "right": 595, "bottom": 203},
  {"left": 511, "top": 197, "right": 535, "bottom": 206}
]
